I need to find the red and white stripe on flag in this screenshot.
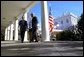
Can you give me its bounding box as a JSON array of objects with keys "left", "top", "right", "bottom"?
[{"left": 49, "top": 15, "right": 54, "bottom": 33}]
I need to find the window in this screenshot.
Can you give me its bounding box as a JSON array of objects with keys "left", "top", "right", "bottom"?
[
  {"left": 61, "top": 20, "right": 63, "bottom": 24},
  {"left": 55, "top": 22, "right": 58, "bottom": 25},
  {"left": 66, "top": 19, "right": 69, "bottom": 23}
]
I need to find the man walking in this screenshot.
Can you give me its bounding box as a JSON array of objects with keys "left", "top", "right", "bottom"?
[
  {"left": 30, "top": 13, "right": 38, "bottom": 42},
  {"left": 19, "top": 16, "right": 28, "bottom": 43}
]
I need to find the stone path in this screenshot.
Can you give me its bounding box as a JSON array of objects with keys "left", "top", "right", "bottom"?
[{"left": 1, "top": 41, "right": 83, "bottom": 56}]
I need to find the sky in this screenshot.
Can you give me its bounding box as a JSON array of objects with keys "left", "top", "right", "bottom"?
[{"left": 28, "top": 1, "right": 83, "bottom": 29}]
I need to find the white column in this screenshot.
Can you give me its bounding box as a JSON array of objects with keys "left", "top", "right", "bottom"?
[
  {"left": 5, "top": 27, "right": 7, "bottom": 40},
  {"left": 6, "top": 27, "right": 8, "bottom": 40},
  {"left": 14, "top": 19, "right": 18, "bottom": 41},
  {"left": 7, "top": 26, "right": 10, "bottom": 40},
  {"left": 10, "top": 24, "right": 14, "bottom": 40},
  {"left": 24, "top": 12, "right": 28, "bottom": 42},
  {"left": 13, "top": 22, "right": 15, "bottom": 40},
  {"left": 41, "top": 1, "right": 50, "bottom": 41}
]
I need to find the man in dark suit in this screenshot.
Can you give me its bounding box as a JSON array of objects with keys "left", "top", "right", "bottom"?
[
  {"left": 19, "top": 16, "right": 28, "bottom": 43},
  {"left": 30, "top": 13, "right": 38, "bottom": 42}
]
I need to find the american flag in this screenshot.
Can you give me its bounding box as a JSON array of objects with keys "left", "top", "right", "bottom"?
[{"left": 49, "top": 6, "right": 54, "bottom": 33}]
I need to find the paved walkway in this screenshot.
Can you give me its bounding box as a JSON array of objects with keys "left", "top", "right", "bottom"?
[{"left": 1, "top": 41, "right": 83, "bottom": 56}]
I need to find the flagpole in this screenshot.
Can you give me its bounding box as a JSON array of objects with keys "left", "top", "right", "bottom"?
[{"left": 49, "top": 5, "right": 52, "bottom": 15}]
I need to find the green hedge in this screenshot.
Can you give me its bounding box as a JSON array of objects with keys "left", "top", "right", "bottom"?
[
  {"left": 56, "top": 30, "right": 81, "bottom": 41},
  {"left": 1, "top": 33, "right": 4, "bottom": 41}
]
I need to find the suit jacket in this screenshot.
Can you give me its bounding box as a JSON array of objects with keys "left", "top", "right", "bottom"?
[
  {"left": 32, "top": 16, "right": 38, "bottom": 29},
  {"left": 19, "top": 20, "right": 27, "bottom": 31}
]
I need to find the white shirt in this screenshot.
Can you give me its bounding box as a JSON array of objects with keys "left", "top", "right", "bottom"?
[{"left": 29, "top": 20, "right": 32, "bottom": 29}]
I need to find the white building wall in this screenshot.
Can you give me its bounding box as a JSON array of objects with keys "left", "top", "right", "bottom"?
[
  {"left": 71, "top": 15, "right": 78, "bottom": 26},
  {"left": 62, "top": 15, "right": 72, "bottom": 30},
  {"left": 54, "top": 13, "right": 78, "bottom": 30}
]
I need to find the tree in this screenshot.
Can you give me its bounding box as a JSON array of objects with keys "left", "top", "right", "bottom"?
[
  {"left": 78, "top": 14, "right": 83, "bottom": 31},
  {"left": 77, "top": 14, "right": 83, "bottom": 40}
]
